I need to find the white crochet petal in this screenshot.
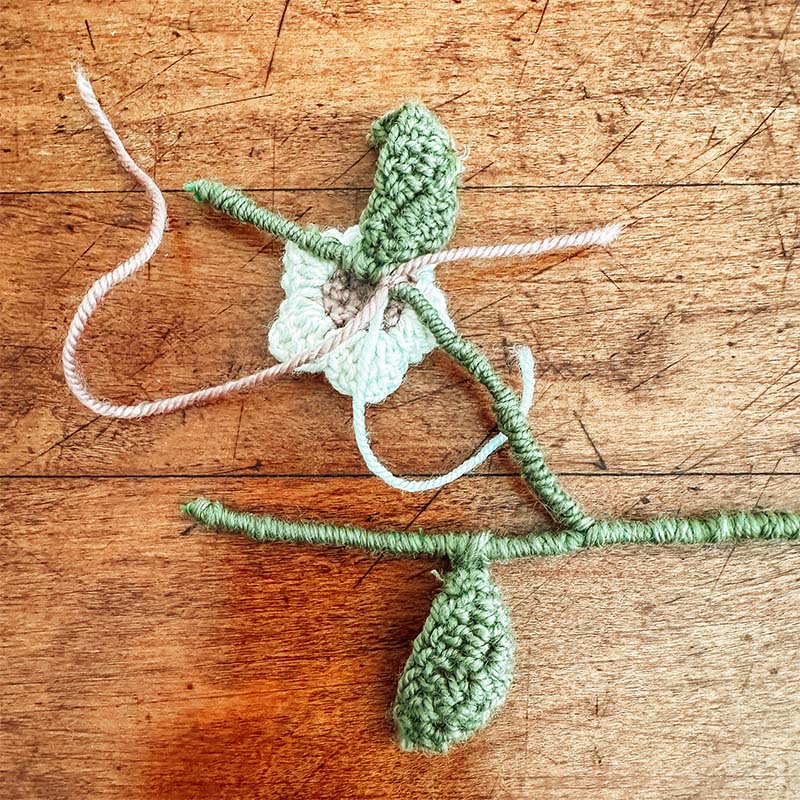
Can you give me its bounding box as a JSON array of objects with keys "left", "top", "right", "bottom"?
[
  {"left": 386, "top": 272, "right": 452, "bottom": 368},
  {"left": 323, "top": 329, "right": 410, "bottom": 403},
  {"left": 281, "top": 227, "right": 361, "bottom": 297},
  {"left": 281, "top": 241, "right": 332, "bottom": 296},
  {"left": 338, "top": 225, "right": 362, "bottom": 247}
]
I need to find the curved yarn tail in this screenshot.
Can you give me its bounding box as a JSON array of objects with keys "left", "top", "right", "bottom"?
[
  {"left": 353, "top": 290, "right": 537, "bottom": 492},
  {"left": 62, "top": 71, "right": 395, "bottom": 418}
]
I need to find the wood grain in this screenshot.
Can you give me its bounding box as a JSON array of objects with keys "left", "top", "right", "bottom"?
[
  {"left": 2, "top": 0, "right": 799, "bottom": 191},
  {"left": 2, "top": 0, "right": 800, "bottom": 797},
  {"left": 4, "top": 477, "right": 800, "bottom": 799}
]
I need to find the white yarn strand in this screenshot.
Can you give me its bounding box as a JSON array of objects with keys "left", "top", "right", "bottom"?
[
  {"left": 352, "top": 293, "right": 536, "bottom": 493},
  {"left": 63, "top": 67, "right": 623, "bottom": 425}
]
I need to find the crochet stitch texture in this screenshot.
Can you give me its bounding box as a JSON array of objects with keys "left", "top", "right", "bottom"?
[
  {"left": 392, "top": 533, "right": 515, "bottom": 753},
  {"left": 64, "top": 73, "right": 800, "bottom": 755},
  {"left": 180, "top": 100, "right": 800, "bottom": 753},
  {"left": 268, "top": 225, "right": 452, "bottom": 403},
  {"left": 353, "top": 101, "right": 462, "bottom": 283}
]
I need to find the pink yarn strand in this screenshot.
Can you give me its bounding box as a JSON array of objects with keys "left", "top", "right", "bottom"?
[{"left": 63, "top": 68, "right": 623, "bottom": 420}]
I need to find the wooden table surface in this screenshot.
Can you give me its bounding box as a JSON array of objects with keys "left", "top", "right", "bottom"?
[{"left": 3, "top": 1, "right": 800, "bottom": 797}]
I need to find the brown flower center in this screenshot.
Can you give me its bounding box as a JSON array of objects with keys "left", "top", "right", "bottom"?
[{"left": 321, "top": 268, "right": 404, "bottom": 329}]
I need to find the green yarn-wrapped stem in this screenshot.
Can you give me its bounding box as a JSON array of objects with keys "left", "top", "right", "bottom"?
[
  {"left": 186, "top": 180, "right": 350, "bottom": 266},
  {"left": 186, "top": 177, "right": 591, "bottom": 528},
  {"left": 182, "top": 179, "right": 800, "bottom": 552},
  {"left": 390, "top": 282, "right": 593, "bottom": 532},
  {"left": 182, "top": 498, "right": 800, "bottom": 563},
  {"left": 183, "top": 497, "right": 458, "bottom": 559}
]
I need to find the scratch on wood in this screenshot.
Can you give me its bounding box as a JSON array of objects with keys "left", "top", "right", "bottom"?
[
  {"left": 708, "top": 97, "right": 788, "bottom": 179},
  {"left": 456, "top": 294, "right": 511, "bottom": 324},
  {"left": 328, "top": 148, "right": 373, "bottom": 186},
  {"left": 678, "top": 385, "right": 799, "bottom": 472},
  {"left": 403, "top": 486, "right": 446, "bottom": 531},
  {"left": 756, "top": 457, "right": 783, "bottom": 507},
  {"left": 463, "top": 160, "right": 496, "bottom": 184},
  {"left": 57, "top": 237, "right": 100, "bottom": 283},
  {"left": 113, "top": 51, "right": 194, "bottom": 106},
  {"left": 580, "top": 120, "right": 643, "bottom": 184},
  {"left": 353, "top": 554, "right": 385, "bottom": 588},
  {"left": 510, "top": 1, "right": 535, "bottom": 25},
  {"left": 387, "top": 376, "right": 473, "bottom": 412},
  {"left": 531, "top": 0, "right": 550, "bottom": 45},
  {"left": 13, "top": 415, "right": 101, "bottom": 473},
  {"left": 263, "top": 0, "right": 291, "bottom": 89},
  {"left": 711, "top": 542, "right": 737, "bottom": 590},
  {"left": 137, "top": 92, "right": 275, "bottom": 122},
  {"left": 669, "top": 0, "right": 731, "bottom": 98},
  {"left": 629, "top": 351, "right": 692, "bottom": 392},
  {"left": 433, "top": 89, "right": 472, "bottom": 110},
  {"left": 84, "top": 19, "right": 96, "bottom": 51},
  {"left": 598, "top": 268, "right": 625, "bottom": 293},
  {"left": 739, "top": 357, "right": 800, "bottom": 414},
  {"left": 232, "top": 401, "right": 245, "bottom": 462},
  {"left": 573, "top": 412, "right": 608, "bottom": 470}
]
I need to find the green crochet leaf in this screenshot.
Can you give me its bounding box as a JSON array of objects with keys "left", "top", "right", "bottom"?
[
  {"left": 352, "top": 101, "right": 462, "bottom": 283},
  {"left": 392, "top": 550, "right": 515, "bottom": 753}
]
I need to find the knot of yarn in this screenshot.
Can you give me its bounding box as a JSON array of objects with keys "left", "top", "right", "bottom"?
[
  {"left": 392, "top": 550, "right": 515, "bottom": 753},
  {"left": 446, "top": 529, "right": 494, "bottom": 568},
  {"left": 347, "top": 101, "right": 462, "bottom": 284}
]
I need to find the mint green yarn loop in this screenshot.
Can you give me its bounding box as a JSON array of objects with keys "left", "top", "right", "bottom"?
[{"left": 390, "top": 282, "right": 594, "bottom": 533}]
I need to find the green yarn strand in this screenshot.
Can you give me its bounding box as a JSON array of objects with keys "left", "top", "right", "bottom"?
[
  {"left": 182, "top": 498, "right": 800, "bottom": 563},
  {"left": 186, "top": 179, "right": 348, "bottom": 265},
  {"left": 182, "top": 497, "right": 458, "bottom": 559},
  {"left": 497, "top": 510, "right": 800, "bottom": 559},
  {"left": 390, "top": 282, "right": 593, "bottom": 532}
]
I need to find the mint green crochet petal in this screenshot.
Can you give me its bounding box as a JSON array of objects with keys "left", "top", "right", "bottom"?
[
  {"left": 390, "top": 277, "right": 452, "bottom": 363},
  {"left": 268, "top": 293, "right": 332, "bottom": 371},
  {"left": 353, "top": 102, "right": 461, "bottom": 283},
  {"left": 281, "top": 227, "right": 359, "bottom": 296},
  {"left": 393, "top": 553, "right": 515, "bottom": 753},
  {"left": 324, "top": 328, "right": 409, "bottom": 403}
]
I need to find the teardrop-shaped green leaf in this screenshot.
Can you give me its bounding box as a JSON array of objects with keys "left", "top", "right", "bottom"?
[
  {"left": 392, "top": 557, "right": 515, "bottom": 753},
  {"left": 352, "top": 101, "right": 461, "bottom": 283}
]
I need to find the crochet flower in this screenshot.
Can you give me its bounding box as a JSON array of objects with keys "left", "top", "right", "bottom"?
[
  {"left": 188, "top": 100, "right": 463, "bottom": 404},
  {"left": 268, "top": 224, "right": 452, "bottom": 404}
]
